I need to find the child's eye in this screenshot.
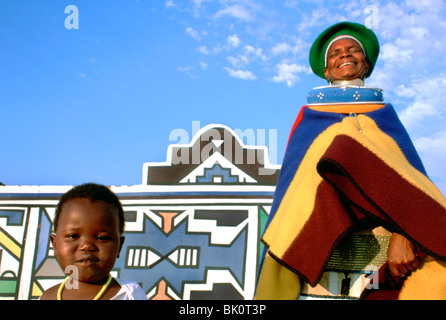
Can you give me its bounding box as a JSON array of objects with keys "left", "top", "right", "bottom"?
[
  {"left": 66, "top": 234, "right": 79, "bottom": 240},
  {"left": 97, "top": 235, "right": 110, "bottom": 241}
]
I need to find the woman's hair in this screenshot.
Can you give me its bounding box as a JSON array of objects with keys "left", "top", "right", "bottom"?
[{"left": 54, "top": 183, "right": 125, "bottom": 234}]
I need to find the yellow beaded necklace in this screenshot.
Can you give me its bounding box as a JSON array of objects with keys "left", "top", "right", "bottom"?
[{"left": 57, "top": 274, "right": 113, "bottom": 300}]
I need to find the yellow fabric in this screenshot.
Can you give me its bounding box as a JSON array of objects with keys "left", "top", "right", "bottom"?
[
  {"left": 399, "top": 256, "right": 446, "bottom": 300},
  {"left": 254, "top": 253, "right": 301, "bottom": 300},
  {"left": 308, "top": 103, "right": 385, "bottom": 114}
]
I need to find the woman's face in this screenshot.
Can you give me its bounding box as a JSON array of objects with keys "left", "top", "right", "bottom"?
[{"left": 324, "top": 38, "right": 369, "bottom": 82}]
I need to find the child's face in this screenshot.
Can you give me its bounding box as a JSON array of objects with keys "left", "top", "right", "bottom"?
[{"left": 50, "top": 198, "right": 124, "bottom": 283}]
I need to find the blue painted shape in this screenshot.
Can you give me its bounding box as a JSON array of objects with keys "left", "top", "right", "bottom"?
[
  {"left": 197, "top": 164, "right": 238, "bottom": 183},
  {"left": 0, "top": 210, "right": 24, "bottom": 226}
]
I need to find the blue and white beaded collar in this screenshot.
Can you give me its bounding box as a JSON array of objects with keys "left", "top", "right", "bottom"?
[{"left": 307, "top": 83, "right": 384, "bottom": 105}]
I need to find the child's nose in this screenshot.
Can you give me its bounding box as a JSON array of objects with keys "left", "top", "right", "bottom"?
[{"left": 79, "top": 237, "right": 98, "bottom": 251}]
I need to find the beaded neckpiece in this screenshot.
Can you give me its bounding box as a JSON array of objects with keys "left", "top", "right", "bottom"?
[
  {"left": 57, "top": 274, "right": 113, "bottom": 300},
  {"left": 307, "top": 85, "right": 384, "bottom": 105}
]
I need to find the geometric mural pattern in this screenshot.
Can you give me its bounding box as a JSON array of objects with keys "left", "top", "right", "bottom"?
[
  {"left": 115, "top": 205, "right": 268, "bottom": 300},
  {"left": 0, "top": 203, "right": 271, "bottom": 300}
]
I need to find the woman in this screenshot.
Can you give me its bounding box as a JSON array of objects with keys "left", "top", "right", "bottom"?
[{"left": 255, "top": 21, "right": 446, "bottom": 300}]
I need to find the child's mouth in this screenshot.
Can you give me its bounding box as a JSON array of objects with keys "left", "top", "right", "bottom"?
[{"left": 76, "top": 256, "right": 99, "bottom": 265}]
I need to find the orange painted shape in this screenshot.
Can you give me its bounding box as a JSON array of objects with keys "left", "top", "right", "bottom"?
[
  {"left": 157, "top": 211, "right": 180, "bottom": 234},
  {"left": 151, "top": 280, "right": 172, "bottom": 300}
]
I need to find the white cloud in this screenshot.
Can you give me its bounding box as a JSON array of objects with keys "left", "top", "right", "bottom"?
[
  {"left": 414, "top": 130, "right": 446, "bottom": 195},
  {"left": 397, "top": 76, "right": 446, "bottom": 130},
  {"left": 227, "top": 34, "right": 241, "bottom": 48},
  {"left": 227, "top": 55, "right": 241, "bottom": 68},
  {"left": 271, "top": 42, "right": 292, "bottom": 56},
  {"left": 379, "top": 42, "right": 413, "bottom": 66},
  {"left": 196, "top": 34, "right": 241, "bottom": 57},
  {"left": 296, "top": 9, "right": 326, "bottom": 33},
  {"left": 177, "top": 66, "right": 198, "bottom": 78},
  {"left": 165, "top": 0, "right": 176, "bottom": 9},
  {"left": 270, "top": 37, "right": 307, "bottom": 56},
  {"left": 243, "top": 45, "right": 267, "bottom": 61},
  {"left": 400, "top": 101, "right": 441, "bottom": 128},
  {"left": 409, "top": 27, "right": 429, "bottom": 40},
  {"left": 393, "top": 84, "right": 416, "bottom": 98},
  {"left": 283, "top": 0, "right": 300, "bottom": 8},
  {"left": 405, "top": 0, "right": 444, "bottom": 13},
  {"left": 198, "top": 45, "right": 222, "bottom": 55},
  {"left": 376, "top": 0, "right": 446, "bottom": 62},
  {"left": 193, "top": 0, "right": 208, "bottom": 6},
  {"left": 198, "top": 46, "right": 209, "bottom": 54},
  {"left": 224, "top": 67, "right": 257, "bottom": 80},
  {"left": 227, "top": 44, "right": 267, "bottom": 69},
  {"left": 415, "top": 131, "right": 446, "bottom": 152},
  {"left": 200, "top": 61, "right": 208, "bottom": 70},
  {"left": 185, "top": 27, "right": 201, "bottom": 40},
  {"left": 177, "top": 66, "right": 192, "bottom": 72},
  {"left": 185, "top": 27, "right": 207, "bottom": 41},
  {"left": 296, "top": 6, "right": 344, "bottom": 34},
  {"left": 191, "top": 0, "right": 213, "bottom": 17},
  {"left": 215, "top": 4, "right": 255, "bottom": 21},
  {"left": 272, "top": 62, "right": 311, "bottom": 87}
]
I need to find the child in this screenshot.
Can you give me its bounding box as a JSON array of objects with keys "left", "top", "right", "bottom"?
[{"left": 40, "top": 183, "right": 147, "bottom": 300}]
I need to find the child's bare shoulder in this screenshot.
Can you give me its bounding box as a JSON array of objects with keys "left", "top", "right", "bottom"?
[{"left": 39, "top": 284, "right": 59, "bottom": 300}]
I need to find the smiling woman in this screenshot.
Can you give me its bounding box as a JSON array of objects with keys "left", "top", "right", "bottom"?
[
  {"left": 323, "top": 38, "right": 370, "bottom": 83},
  {"left": 309, "top": 21, "right": 379, "bottom": 84},
  {"left": 255, "top": 21, "right": 446, "bottom": 301}
]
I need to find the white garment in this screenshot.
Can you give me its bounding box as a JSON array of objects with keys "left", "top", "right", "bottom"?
[{"left": 110, "top": 278, "right": 148, "bottom": 300}]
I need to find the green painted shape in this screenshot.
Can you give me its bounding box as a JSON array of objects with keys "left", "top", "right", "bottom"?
[{"left": 0, "top": 279, "right": 17, "bottom": 295}]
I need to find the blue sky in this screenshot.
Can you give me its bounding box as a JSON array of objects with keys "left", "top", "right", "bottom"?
[{"left": 1, "top": 0, "right": 446, "bottom": 196}]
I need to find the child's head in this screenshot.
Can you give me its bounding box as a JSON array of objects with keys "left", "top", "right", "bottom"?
[
  {"left": 54, "top": 183, "right": 125, "bottom": 234},
  {"left": 51, "top": 183, "right": 125, "bottom": 284}
]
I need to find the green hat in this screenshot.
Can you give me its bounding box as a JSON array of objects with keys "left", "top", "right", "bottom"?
[{"left": 309, "top": 22, "right": 379, "bottom": 80}]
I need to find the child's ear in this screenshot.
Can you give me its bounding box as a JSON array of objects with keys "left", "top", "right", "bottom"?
[
  {"left": 50, "top": 233, "right": 57, "bottom": 256},
  {"left": 118, "top": 236, "right": 125, "bottom": 258}
]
